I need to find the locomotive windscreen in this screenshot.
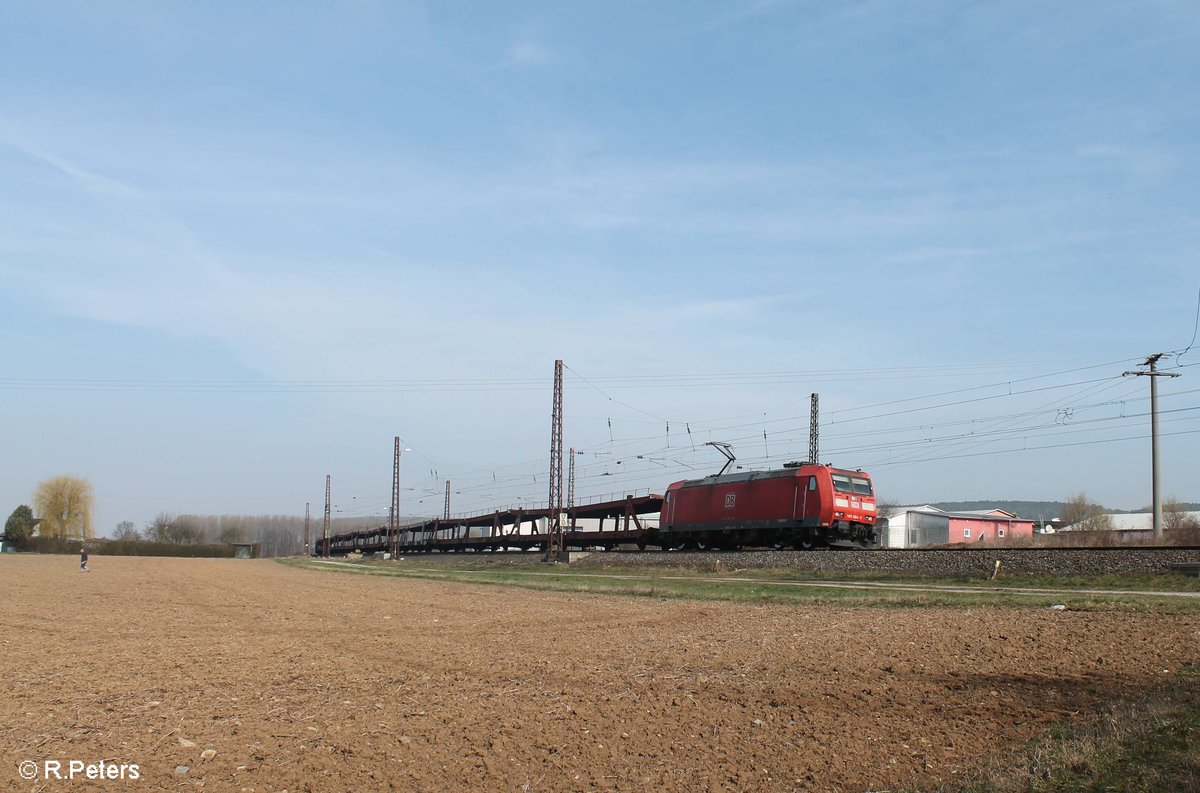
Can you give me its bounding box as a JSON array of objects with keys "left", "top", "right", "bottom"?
[{"left": 831, "top": 472, "right": 873, "bottom": 496}]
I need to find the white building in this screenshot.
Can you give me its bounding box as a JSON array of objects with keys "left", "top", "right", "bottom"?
[
  {"left": 880, "top": 506, "right": 949, "bottom": 548},
  {"left": 1060, "top": 511, "right": 1200, "bottom": 533}
]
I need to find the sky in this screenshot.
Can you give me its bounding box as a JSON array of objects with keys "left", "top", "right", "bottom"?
[{"left": 2, "top": 1, "right": 1198, "bottom": 535}]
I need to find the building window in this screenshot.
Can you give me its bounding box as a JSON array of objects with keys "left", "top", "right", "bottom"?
[
  {"left": 963, "top": 528, "right": 971, "bottom": 538},
  {"left": 909, "top": 529, "right": 918, "bottom": 545},
  {"left": 998, "top": 528, "right": 1005, "bottom": 537}
]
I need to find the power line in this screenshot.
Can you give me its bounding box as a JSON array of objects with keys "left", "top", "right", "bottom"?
[
  {"left": 0, "top": 358, "right": 1136, "bottom": 394},
  {"left": 865, "top": 428, "right": 1200, "bottom": 471}
]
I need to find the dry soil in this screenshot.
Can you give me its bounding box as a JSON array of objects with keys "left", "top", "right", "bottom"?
[{"left": 1, "top": 555, "right": 1197, "bottom": 792}]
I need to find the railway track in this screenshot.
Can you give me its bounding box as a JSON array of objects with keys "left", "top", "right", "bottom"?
[{"left": 362, "top": 545, "right": 1200, "bottom": 578}]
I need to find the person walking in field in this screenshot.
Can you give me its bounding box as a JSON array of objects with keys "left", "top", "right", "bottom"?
[{"left": 80, "top": 547, "right": 90, "bottom": 572}]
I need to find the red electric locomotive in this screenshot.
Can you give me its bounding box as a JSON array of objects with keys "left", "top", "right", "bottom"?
[{"left": 658, "top": 463, "right": 877, "bottom": 549}]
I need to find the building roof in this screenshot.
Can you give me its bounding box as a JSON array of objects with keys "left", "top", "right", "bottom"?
[
  {"left": 883, "top": 505, "right": 943, "bottom": 517},
  {"left": 952, "top": 509, "right": 1019, "bottom": 518},
  {"left": 1060, "top": 511, "right": 1200, "bottom": 531},
  {"left": 883, "top": 506, "right": 1030, "bottom": 522}
]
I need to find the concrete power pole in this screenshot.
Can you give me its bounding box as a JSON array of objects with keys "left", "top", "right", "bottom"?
[
  {"left": 567, "top": 447, "right": 576, "bottom": 531},
  {"left": 1123, "top": 353, "right": 1182, "bottom": 541},
  {"left": 303, "top": 502, "right": 311, "bottom": 557},
  {"left": 322, "top": 475, "right": 331, "bottom": 557},
  {"left": 390, "top": 436, "right": 401, "bottom": 558}
]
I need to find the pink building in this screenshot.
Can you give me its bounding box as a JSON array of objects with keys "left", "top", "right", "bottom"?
[
  {"left": 947, "top": 509, "right": 1035, "bottom": 544},
  {"left": 883, "top": 507, "right": 1037, "bottom": 547}
]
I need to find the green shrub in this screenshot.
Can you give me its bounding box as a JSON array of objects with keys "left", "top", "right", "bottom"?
[{"left": 27, "top": 536, "right": 238, "bottom": 558}]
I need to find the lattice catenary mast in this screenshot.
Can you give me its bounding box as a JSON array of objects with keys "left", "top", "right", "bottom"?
[
  {"left": 546, "top": 359, "right": 564, "bottom": 560},
  {"left": 808, "top": 393, "right": 820, "bottom": 465}
]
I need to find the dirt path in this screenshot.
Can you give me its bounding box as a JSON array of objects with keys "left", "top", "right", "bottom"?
[{"left": 2, "top": 555, "right": 1197, "bottom": 792}]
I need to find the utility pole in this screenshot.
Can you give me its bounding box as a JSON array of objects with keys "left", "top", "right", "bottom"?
[
  {"left": 546, "top": 359, "right": 564, "bottom": 561},
  {"left": 322, "top": 475, "right": 331, "bottom": 558},
  {"left": 303, "top": 502, "right": 311, "bottom": 557},
  {"left": 1123, "top": 353, "right": 1181, "bottom": 541}
]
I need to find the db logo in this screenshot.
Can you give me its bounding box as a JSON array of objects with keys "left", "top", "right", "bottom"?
[{"left": 724, "top": 494, "right": 736, "bottom": 509}]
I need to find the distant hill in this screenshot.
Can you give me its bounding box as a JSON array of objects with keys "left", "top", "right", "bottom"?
[{"left": 927, "top": 501, "right": 1200, "bottom": 520}]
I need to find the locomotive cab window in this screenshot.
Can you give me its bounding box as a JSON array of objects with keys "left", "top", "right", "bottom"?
[
  {"left": 831, "top": 473, "right": 873, "bottom": 496},
  {"left": 808, "top": 476, "right": 817, "bottom": 491}
]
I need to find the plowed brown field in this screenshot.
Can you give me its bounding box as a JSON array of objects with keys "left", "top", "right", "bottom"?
[{"left": 2, "top": 555, "right": 1197, "bottom": 792}]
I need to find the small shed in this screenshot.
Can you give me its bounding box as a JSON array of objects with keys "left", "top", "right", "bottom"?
[
  {"left": 881, "top": 506, "right": 950, "bottom": 548},
  {"left": 230, "top": 543, "right": 261, "bottom": 559}
]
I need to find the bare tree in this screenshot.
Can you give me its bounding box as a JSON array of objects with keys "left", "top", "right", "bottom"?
[
  {"left": 112, "top": 520, "right": 141, "bottom": 541},
  {"left": 874, "top": 500, "right": 902, "bottom": 521},
  {"left": 144, "top": 513, "right": 175, "bottom": 542},
  {"left": 144, "top": 512, "right": 201, "bottom": 544},
  {"left": 1059, "top": 492, "right": 1113, "bottom": 532},
  {"left": 33, "top": 475, "right": 95, "bottom": 538},
  {"left": 1164, "top": 497, "right": 1200, "bottom": 531},
  {"left": 174, "top": 515, "right": 205, "bottom": 544}
]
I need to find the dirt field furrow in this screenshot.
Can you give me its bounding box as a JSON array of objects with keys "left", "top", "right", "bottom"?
[{"left": 2, "top": 555, "right": 1197, "bottom": 792}]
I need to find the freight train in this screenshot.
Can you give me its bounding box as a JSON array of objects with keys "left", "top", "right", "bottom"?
[{"left": 318, "top": 462, "right": 877, "bottom": 555}]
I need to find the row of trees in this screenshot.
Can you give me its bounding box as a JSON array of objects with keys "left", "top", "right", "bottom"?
[
  {"left": 103, "top": 513, "right": 381, "bottom": 557},
  {"left": 2, "top": 475, "right": 324, "bottom": 557}
]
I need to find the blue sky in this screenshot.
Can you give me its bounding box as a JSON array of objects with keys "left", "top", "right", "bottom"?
[{"left": 2, "top": 1, "right": 1198, "bottom": 534}]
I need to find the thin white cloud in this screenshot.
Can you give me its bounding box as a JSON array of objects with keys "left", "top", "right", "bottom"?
[
  {"left": 3, "top": 136, "right": 142, "bottom": 199},
  {"left": 504, "top": 41, "right": 552, "bottom": 67},
  {"left": 1075, "top": 142, "right": 1172, "bottom": 181}
]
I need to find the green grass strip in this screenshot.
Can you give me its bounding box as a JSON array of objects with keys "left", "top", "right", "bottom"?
[{"left": 279, "top": 557, "right": 1200, "bottom": 612}]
